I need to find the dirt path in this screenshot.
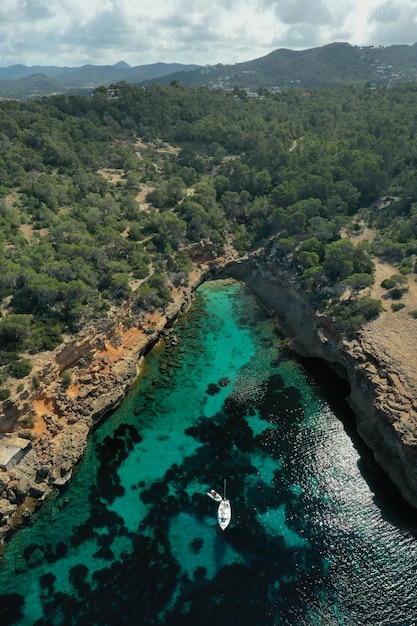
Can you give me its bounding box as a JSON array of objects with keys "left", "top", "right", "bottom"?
[{"left": 357, "top": 236, "right": 417, "bottom": 394}]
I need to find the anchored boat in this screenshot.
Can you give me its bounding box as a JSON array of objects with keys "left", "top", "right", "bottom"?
[
  {"left": 217, "top": 479, "right": 231, "bottom": 531},
  {"left": 207, "top": 488, "right": 222, "bottom": 502}
]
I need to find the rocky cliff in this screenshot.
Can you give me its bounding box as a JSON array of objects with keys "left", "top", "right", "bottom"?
[{"left": 219, "top": 258, "right": 417, "bottom": 509}]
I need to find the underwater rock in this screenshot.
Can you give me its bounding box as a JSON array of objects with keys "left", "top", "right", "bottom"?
[
  {"left": 40, "top": 572, "right": 56, "bottom": 589},
  {"left": 0, "top": 592, "right": 25, "bottom": 623},
  {"left": 14, "top": 555, "right": 27, "bottom": 574},
  {"left": 206, "top": 383, "right": 220, "bottom": 395},
  {"left": 24, "top": 545, "right": 44, "bottom": 568},
  {"left": 190, "top": 537, "right": 204, "bottom": 553}
]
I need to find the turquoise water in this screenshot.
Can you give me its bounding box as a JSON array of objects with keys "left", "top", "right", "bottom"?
[{"left": 1, "top": 278, "right": 417, "bottom": 625}]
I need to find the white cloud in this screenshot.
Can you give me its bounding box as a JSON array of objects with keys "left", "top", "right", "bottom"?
[
  {"left": 0, "top": 0, "right": 416, "bottom": 67},
  {"left": 368, "top": 0, "right": 417, "bottom": 46}
]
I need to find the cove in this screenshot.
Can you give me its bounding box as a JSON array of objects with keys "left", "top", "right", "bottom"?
[{"left": 1, "top": 278, "right": 417, "bottom": 625}]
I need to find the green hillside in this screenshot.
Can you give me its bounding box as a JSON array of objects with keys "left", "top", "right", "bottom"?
[
  {"left": 140, "top": 42, "right": 417, "bottom": 89},
  {"left": 1, "top": 82, "right": 417, "bottom": 396}
]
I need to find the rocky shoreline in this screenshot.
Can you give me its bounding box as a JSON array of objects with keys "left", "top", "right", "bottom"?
[
  {"left": 0, "top": 266, "right": 208, "bottom": 544},
  {"left": 220, "top": 258, "right": 417, "bottom": 510},
  {"left": 2, "top": 252, "right": 417, "bottom": 544}
]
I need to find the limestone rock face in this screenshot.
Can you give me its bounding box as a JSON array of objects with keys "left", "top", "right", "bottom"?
[
  {"left": 0, "top": 472, "right": 10, "bottom": 493},
  {"left": 0, "top": 498, "right": 17, "bottom": 522},
  {"left": 221, "top": 259, "right": 417, "bottom": 509},
  {"left": 88, "top": 358, "right": 139, "bottom": 423},
  {"left": 48, "top": 421, "right": 90, "bottom": 486}
]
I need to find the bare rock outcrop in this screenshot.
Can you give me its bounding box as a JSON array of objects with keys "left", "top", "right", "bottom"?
[{"left": 48, "top": 420, "right": 91, "bottom": 486}]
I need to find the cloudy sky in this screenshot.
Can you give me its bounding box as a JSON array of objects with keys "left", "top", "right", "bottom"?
[{"left": 1, "top": 0, "right": 417, "bottom": 68}]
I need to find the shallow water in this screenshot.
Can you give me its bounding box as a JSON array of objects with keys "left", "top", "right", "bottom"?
[{"left": 1, "top": 279, "right": 417, "bottom": 625}]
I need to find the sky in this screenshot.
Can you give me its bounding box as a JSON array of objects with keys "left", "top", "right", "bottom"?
[{"left": 1, "top": 0, "right": 417, "bottom": 68}]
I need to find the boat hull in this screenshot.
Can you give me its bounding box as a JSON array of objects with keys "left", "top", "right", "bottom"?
[
  {"left": 217, "top": 499, "right": 231, "bottom": 530},
  {"left": 207, "top": 490, "right": 222, "bottom": 502}
]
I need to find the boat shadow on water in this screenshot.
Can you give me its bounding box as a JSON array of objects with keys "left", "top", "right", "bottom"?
[{"left": 213, "top": 527, "right": 230, "bottom": 571}]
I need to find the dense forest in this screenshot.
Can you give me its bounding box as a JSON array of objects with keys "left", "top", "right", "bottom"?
[{"left": 1, "top": 81, "right": 417, "bottom": 397}]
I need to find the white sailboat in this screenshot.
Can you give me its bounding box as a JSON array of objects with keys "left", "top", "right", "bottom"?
[{"left": 217, "top": 479, "right": 231, "bottom": 531}]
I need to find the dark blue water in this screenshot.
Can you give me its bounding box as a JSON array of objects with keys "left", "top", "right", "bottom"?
[{"left": 1, "top": 279, "right": 417, "bottom": 625}]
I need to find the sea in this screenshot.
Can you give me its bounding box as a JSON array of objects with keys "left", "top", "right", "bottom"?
[{"left": 1, "top": 278, "right": 417, "bottom": 626}]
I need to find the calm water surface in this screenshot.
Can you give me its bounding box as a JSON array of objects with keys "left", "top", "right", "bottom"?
[{"left": 1, "top": 279, "right": 417, "bottom": 625}]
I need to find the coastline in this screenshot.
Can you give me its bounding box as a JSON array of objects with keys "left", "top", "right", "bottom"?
[
  {"left": 0, "top": 263, "right": 210, "bottom": 543},
  {"left": 2, "top": 250, "right": 417, "bottom": 544},
  {"left": 219, "top": 258, "right": 417, "bottom": 510}
]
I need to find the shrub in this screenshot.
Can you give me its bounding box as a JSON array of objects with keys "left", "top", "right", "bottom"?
[
  {"left": 391, "top": 302, "right": 405, "bottom": 311},
  {"left": 399, "top": 260, "right": 414, "bottom": 274},
  {"left": 409, "top": 309, "right": 417, "bottom": 319},
  {"left": 21, "top": 411, "right": 36, "bottom": 428},
  {"left": 9, "top": 359, "right": 32, "bottom": 379},
  {"left": 356, "top": 296, "right": 383, "bottom": 321},
  {"left": 330, "top": 295, "right": 383, "bottom": 338},
  {"left": 84, "top": 351, "right": 94, "bottom": 365},
  {"left": 345, "top": 273, "right": 374, "bottom": 291},
  {"left": 0, "top": 388, "right": 10, "bottom": 401},
  {"left": 381, "top": 277, "right": 396, "bottom": 290},
  {"left": 389, "top": 287, "right": 408, "bottom": 300},
  {"left": 61, "top": 369, "right": 72, "bottom": 389},
  {"left": 381, "top": 274, "right": 408, "bottom": 290}
]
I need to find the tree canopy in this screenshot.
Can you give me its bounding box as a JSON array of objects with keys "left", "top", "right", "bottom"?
[{"left": 2, "top": 81, "right": 417, "bottom": 385}]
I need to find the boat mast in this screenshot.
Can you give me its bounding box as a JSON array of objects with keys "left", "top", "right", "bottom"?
[{"left": 223, "top": 478, "right": 226, "bottom": 500}]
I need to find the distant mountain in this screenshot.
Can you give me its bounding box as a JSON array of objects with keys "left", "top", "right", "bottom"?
[
  {"left": 139, "top": 42, "right": 417, "bottom": 90},
  {"left": 2, "top": 43, "right": 417, "bottom": 99},
  {"left": 0, "top": 61, "right": 201, "bottom": 99},
  {"left": 0, "top": 73, "right": 67, "bottom": 99}
]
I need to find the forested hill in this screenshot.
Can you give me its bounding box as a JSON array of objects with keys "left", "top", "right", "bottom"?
[
  {"left": 0, "top": 62, "right": 201, "bottom": 100},
  {"left": 141, "top": 42, "right": 417, "bottom": 89},
  {"left": 1, "top": 82, "right": 417, "bottom": 402},
  {"left": 2, "top": 42, "right": 417, "bottom": 99}
]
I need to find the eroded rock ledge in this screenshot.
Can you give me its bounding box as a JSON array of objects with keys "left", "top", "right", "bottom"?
[{"left": 219, "top": 258, "right": 417, "bottom": 509}]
